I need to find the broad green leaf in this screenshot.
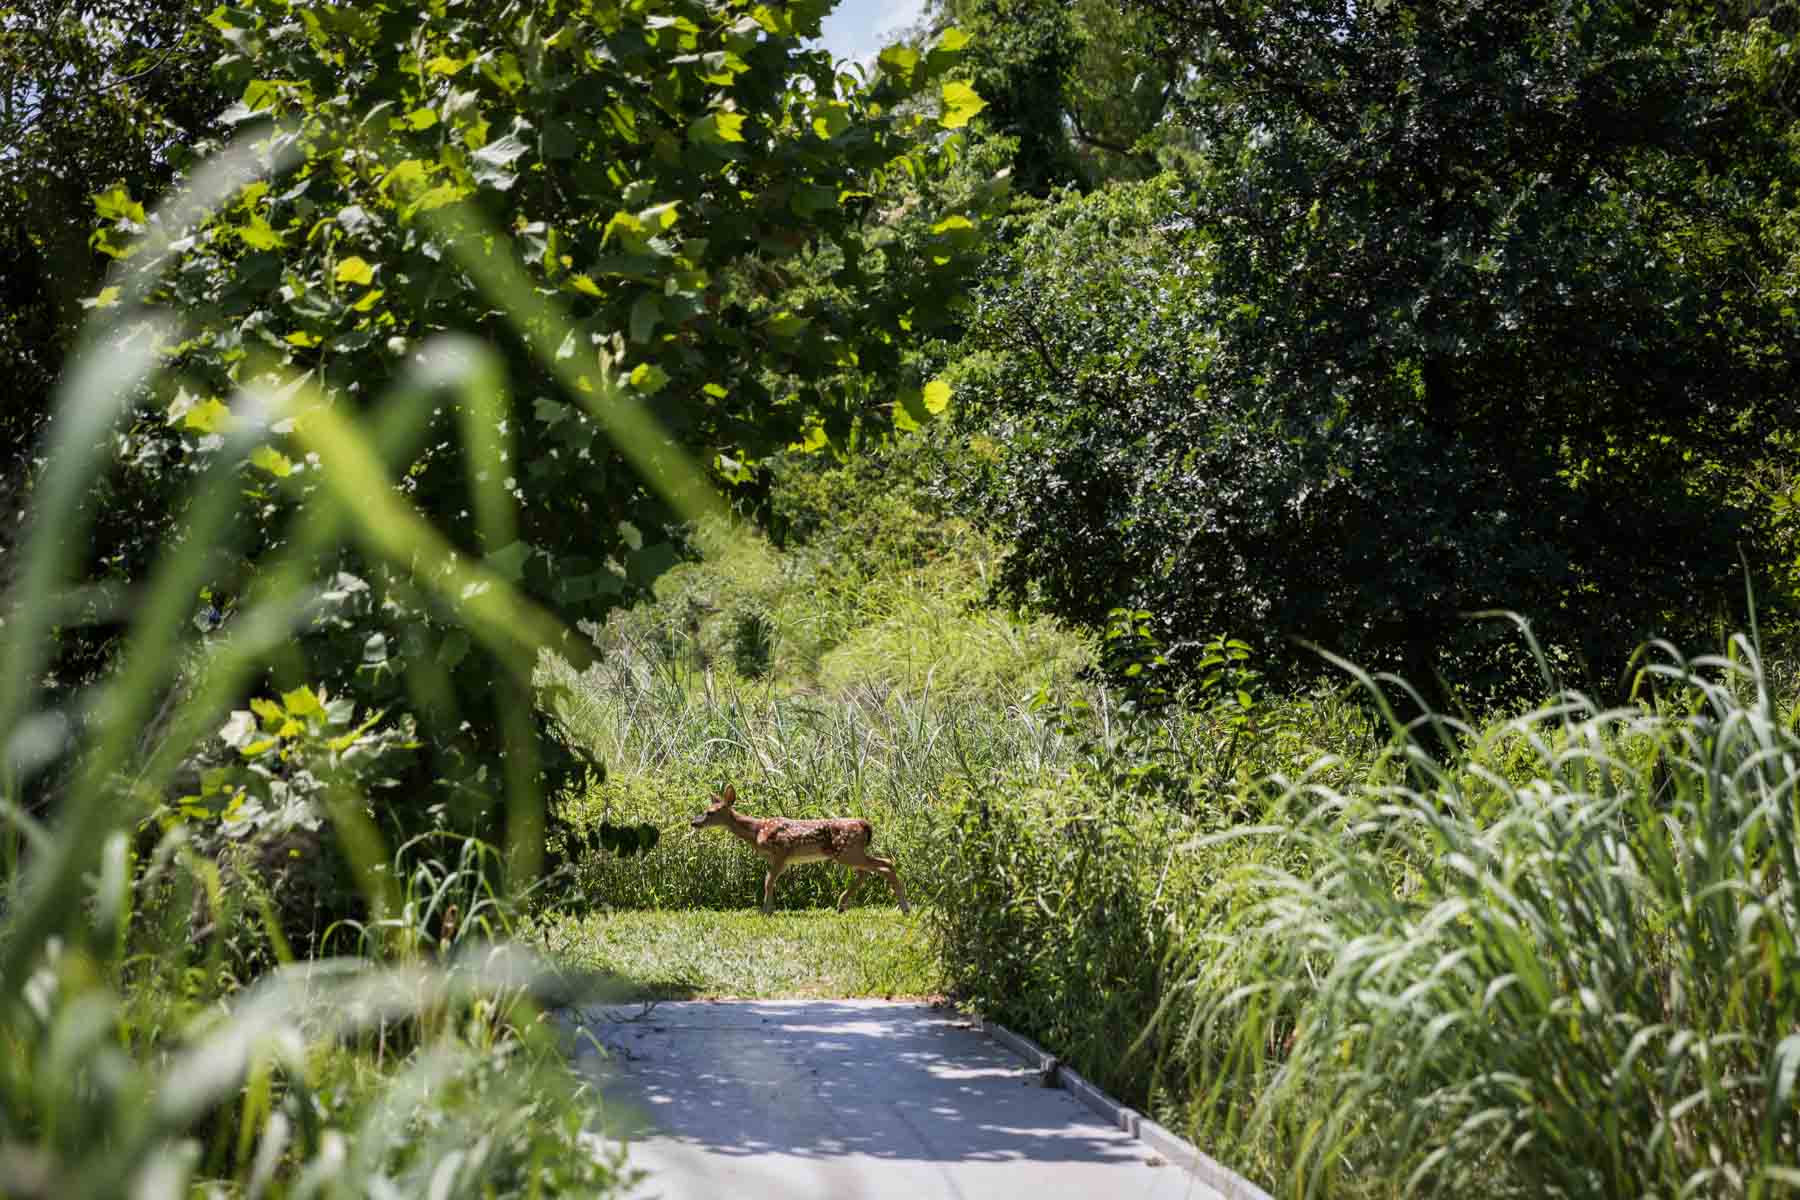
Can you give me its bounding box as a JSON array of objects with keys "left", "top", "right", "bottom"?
[
  {"left": 281, "top": 685, "right": 324, "bottom": 718},
  {"left": 568, "top": 273, "right": 603, "bottom": 297},
  {"left": 629, "top": 293, "right": 662, "bottom": 342},
  {"left": 380, "top": 159, "right": 430, "bottom": 194},
  {"left": 239, "top": 216, "right": 284, "bottom": 250},
  {"left": 403, "top": 183, "right": 467, "bottom": 218},
  {"left": 424, "top": 53, "right": 470, "bottom": 76},
  {"left": 402, "top": 107, "right": 438, "bottom": 130},
  {"left": 206, "top": 6, "right": 252, "bottom": 34},
  {"left": 335, "top": 256, "right": 375, "bottom": 285},
  {"left": 940, "top": 81, "right": 987, "bottom": 129},
  {"left": 788, "top": 422, "right": 829, "bottom": 453},
  {"left": 811, "top": 103, "right": 852, "bottom": 140},
  {"left": 923, "top": 378, "right": 952, "bottom": 414},
  {"left": 603, "top": 210, "right": 644, "bottom": 247},
  {"left": 935, "top": 27, "right": 972, "bottom": 52},
  {"left": 644, "top": 201, "right": 680, "bottom": 230},
  {"left": 241, "top": 79, "right": 296, "bottom": 113},
  {"left": 285, "top": 331, "right": 321, "bottom": 348},
  {"left": 485, "top": 541, "right": 531, "bottom": 582},
  {"left": 792, "top": 185, "right": 837, "bottom": 216},
  {"left": 184, "top": 398, "right": 234, "bottom": 433},
  {"left": 879, "top": 45, "right": 920, "bottom": 79},
  {"left": 250, "top": 446, "right": 294, "bottom": 477},
  {"left": 92, "top": 185, "right": 146, "bottom": 224},
  {"left": 81, "top": 286, "right": 122, "bottom": 310},
  {"left": 628, "top": 363, "right": 671, "bottom": 393},
  {"left": 626, "top": 540, "right": 681, "bottom": 586},
  {"left": 471, "top": 130, "right": 531, "bottom": 190},
  {"left": 699, "top": 50, "right": 749, "bottom": 84},
  {"left": 690, "top": 111, "right": 747, "bottom": 146},
  {"left": 894, "top": 386, "right": 930, "bottom": 431}
]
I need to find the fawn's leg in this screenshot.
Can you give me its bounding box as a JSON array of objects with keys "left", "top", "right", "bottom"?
[
  {"left": 875, "top": 856, "right": 911, "bottom": 914},
  {"left": 839, "top": 845, "right": 910, "bottom": 914},
  {"left": 762, "top": 860, "right": 786, "bottom": 915},
  {"left": 836, "top": 868, "right": 870, "bottom": 912}
]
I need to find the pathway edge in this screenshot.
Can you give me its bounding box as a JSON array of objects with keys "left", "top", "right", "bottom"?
[{"left": 972, "top": 1014, "right": 1275, "bottom": 1200}]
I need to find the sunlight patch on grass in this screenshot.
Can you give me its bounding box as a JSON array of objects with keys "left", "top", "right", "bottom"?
[{"left": 532, "top": 908, "right": 940, "bottom": 1000}]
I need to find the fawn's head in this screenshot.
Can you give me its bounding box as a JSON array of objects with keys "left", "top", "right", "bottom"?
[{"left": 691, "top": 783, "right": 738, "bottom": 829}]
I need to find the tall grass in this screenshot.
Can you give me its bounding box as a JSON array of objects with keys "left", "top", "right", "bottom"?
[
  {"left": 1160, "top": 631, "right": 1800, "bottom": 1198},
  {"left": 545, "top": 628, "right": 1085, "bottom": 909},
  {"left": 916, "top": 613, "right": 1800, "bottom": 1198},
  {"left": 536, "top": 502, "right": 1103, "bottom": 911}
]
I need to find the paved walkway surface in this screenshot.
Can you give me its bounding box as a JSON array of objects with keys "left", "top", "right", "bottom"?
[{"left": 564, "top": 999, "right": 1225, "bottom": 1200}]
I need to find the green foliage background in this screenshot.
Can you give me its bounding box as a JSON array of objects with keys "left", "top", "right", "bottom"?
[{"left": 6, "top": 1, "right": 1800, "bottom": 1198}]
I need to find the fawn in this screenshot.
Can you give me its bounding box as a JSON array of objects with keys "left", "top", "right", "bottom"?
[{"left": 690, "top": 784, "right": 911, "bottom": 915}]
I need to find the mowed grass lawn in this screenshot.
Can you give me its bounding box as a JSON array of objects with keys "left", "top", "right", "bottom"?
[{"left": 532, "top": 908, "right": 939, "bottom": 1000}]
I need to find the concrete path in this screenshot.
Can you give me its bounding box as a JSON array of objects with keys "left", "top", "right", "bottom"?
[{"left": 564, "top": 999, "right": 1226, "bottom": 1200}]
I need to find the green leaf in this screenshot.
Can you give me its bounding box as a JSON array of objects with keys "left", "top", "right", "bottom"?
[
  {"left": 335, "top": 256, "right": 376, "bottom": 285},
  {"left": 940, "top": 81, "right": 987, "bottom": 130},
  {"left": 603, "top": 210, "right": 645, "bottom": 247},
  {"left": 424, "top": 53, "right": 470, "bottom": 76},
  {"left": 471, "top": 128, "right": 531, "bottom": 190},
  {"left": 92, "top": 185, "right": 146, "bottom": 225},
  {"left": 184, "top": 398, "right": 234, "bottom": 433},
  {"left": 922, "top": 378, "right": 952, "bottom": 414},
  {"left": 402, "top": 107, "right": 438, "bottom": 130},
  {"left": 879, "top": 45, "right": 920, "bottom": 80},
  {"left": 239, "top": 216, "right": 284, "bottom": 250},
  {"left": 628, "top": 363, "right": 671, "bottom": 394},
  {"left": 629, "top": 293, "right": 662, "bottom": 343},
  {"left": 380, "top": 159, "right": 430, "bottom": 194},
  {"left": 250, "top": 446, "right": 294, "bottom": 477},
  {"left": 627, "top": 541, "right": 681, "bottom": 587},
  {"left": 690, "top": 111, "right": 747, "bottom": 146},
  {"left": 811, "top": 103, "right": 852, "bottom": 140},
  {"left": 788, "top": 421, "right": 829, "bottom": 453},
  {"left": 640, "top": 201, "right": 680, "bottom": 231},
  {"left": 402, "top": 183, "right": 467, "bottom": 218},
  {"left": 485, "top": 541, "right": 531, "bottom": 582},
  {"left": 281, "top": 685, "right": 325, "bottom": 718},
  {"left": 894, "top": 387, "right": 927, "bottom": 431}
]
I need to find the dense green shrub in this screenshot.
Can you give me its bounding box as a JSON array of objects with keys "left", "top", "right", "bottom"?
[
  {"left": 958, "top": 1, "right": 1800, "bottom": 704},
  {"left": 926, "top": 773, "right": 1205, "bottom": 1107}
]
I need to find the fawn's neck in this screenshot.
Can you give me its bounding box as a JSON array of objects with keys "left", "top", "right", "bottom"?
[{"left": 718, "top": 809, "right": 769, "bottom": 845}]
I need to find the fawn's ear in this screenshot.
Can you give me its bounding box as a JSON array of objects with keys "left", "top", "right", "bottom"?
[{"left": 721, "top": 784, "right": 736, "bottom": 806}]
